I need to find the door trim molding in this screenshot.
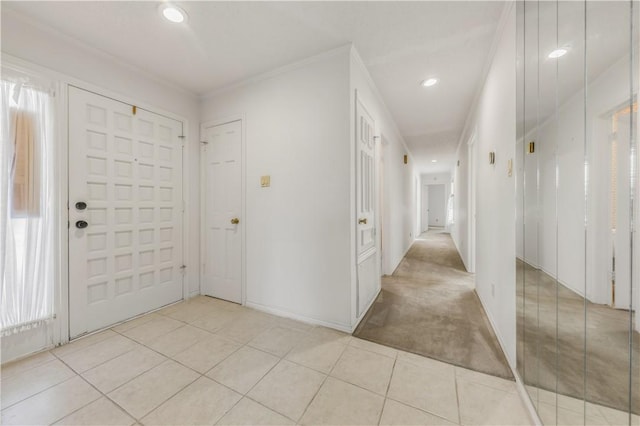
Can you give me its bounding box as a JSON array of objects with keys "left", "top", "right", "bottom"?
[
  {"left": 1, "top": 54, "right": 192, "bottom": 353},
  {"left": 67, "top": 86, "right": 186, "bottom": 337},
  {"left": 353, "top": 90, "right": 381, "bottom": 326},
  {"left": 200, "top": 114, "right": 246, "bottom": 305}
]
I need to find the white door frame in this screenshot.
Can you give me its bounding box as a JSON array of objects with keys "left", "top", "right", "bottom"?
[
  {"left": 200, "top": 115, "right": 246, "bottom": 305},
  {"left": 65, "top": 85, "right": 191, "bottom": 337},
  {"left": 421, "top": 184, "right": 429, "bottom": 233},
  {"left": 468, "top": 132, "right": 477, "bottom": 273},
  {"left": 378, "top": 134, "right": 385, "bottom": 278},
  {"left": 0, "top": 54, "right": 192, "bottom": 352},
  {"left": 354, "top": 92, "right": 380, "bottom": 319},
  {"left": 67, "top": 86, "right": 186, "bottom": 337},
  {"left": 425, "top": 183, "right": 447, "bottom": 229}
]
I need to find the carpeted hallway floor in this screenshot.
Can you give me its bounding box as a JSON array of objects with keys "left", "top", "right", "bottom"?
[
  {"left": 517, "top": 260, "right": 640, "bottom": 414},
  {"left": 354, "top": 229, "right": 514, "bottom": 380}
]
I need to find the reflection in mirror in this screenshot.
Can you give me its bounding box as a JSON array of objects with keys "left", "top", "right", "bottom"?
[
  {"left": 516, "top": 0, "right": 544, "bottom": 414},
  {"left": 516, "top": 1, "right": 639, "bottom": 425},
  {"left": 584, "top": 1, "right": 638, "bottom": 420},
  {"left": 555, "top": 1, "right": 586, "bottom": 422}
]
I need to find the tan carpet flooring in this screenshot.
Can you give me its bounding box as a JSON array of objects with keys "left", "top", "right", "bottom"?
[
  {"left": 517, "top": 260, "right": 640, "bottom": 414},
  {"left": 354, "top": 229, "right": 513, "bottom": 380}
]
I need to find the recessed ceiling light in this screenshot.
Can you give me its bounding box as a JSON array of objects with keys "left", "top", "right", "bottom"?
[
  {"left": 421, "top": 78, "right": 439, "bottom": 87},
  {"left": 159, "top": 4, "right": 187, "bottom": 23},
  {"left": 431, "top": 159, "right": 438, "bottom": 163},
  {"left": 548, "top": 48, "right": 568, "bottom": 59}
]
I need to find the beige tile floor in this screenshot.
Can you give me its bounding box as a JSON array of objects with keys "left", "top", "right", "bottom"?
[
  {"left": 525, "top": 386, "right": 640, "bottom": 426},
  {"left": 0, "top": 296, "right": 537, "bottom": 426}
]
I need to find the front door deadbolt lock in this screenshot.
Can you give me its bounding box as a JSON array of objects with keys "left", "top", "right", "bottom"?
[
  {"left": 358, "top": 218, "right": 367, "bottom": 225},
  {"left": 75, "top": 201, "right": 87, "bottom": 210}
]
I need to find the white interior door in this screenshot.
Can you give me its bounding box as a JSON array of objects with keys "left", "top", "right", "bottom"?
[
  {"left": 356, "top": 96, "right": 379, "bottom": 317},
  {"left": 68, "top": 86, "right": 184, "bottom": 339},
  {"left": 428, "top": 184, "right": 446, "bottom": 227},
  {"left": 202, "top": 120, "right": 242, "bottom": 304},
  {"left": 421, "top": 184, "right": 429, "bottom": 232}
]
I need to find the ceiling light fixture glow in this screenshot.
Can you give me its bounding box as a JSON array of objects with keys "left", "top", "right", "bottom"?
[
  {"left": 431, "top": 159, "right": 438, "bottom": 163},
  {"left": 548, "top": 48, "right": 568, "bottom": 59},
  {"left": 160, "top": 4, "right": 187, "bottom": 23},
  {"left": 421, "top": 78, "right": 439, "bottom": 87}
]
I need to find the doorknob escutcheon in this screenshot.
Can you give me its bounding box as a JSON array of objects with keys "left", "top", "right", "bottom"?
[
  {"left": 358, "top": 218, "right": 367, "bottom": 225},
  {"left": 231, "top": 218, "right": 240, "bottom": 224}
]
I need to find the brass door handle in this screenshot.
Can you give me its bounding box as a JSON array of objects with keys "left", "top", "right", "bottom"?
[
  {"left": 358, "top": 218, "right": 367, "bottom": 225},
  {"left": 231, "top": 218, "right": 240, "bottom": 224}
]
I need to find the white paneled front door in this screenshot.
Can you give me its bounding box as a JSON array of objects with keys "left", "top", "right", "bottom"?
[
  {"left": 356, "top": 95, "right": 379, "bottom": 316},
  {"left": 68, "top": 86, "right": 184, "bottom": 339},
  {"left": 202, "top": 120, "right": 242, "bottom": 304}
]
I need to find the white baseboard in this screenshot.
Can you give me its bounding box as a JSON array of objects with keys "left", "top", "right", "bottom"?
[
  {"left": 386, "top": 240, "right": 414, "bottom": 276},
  {"left": 452, "top": 235, "right": 472, "bottom": 273},
  {"left": 475, "top": 290, "right": 542, "bottom": 426},
  {"left": 516, "top": 257, "right": 588, "bottom": 300},
  {"left": 513, "top": 368, "right": 544, "bottom": 426},
  {"left": 245, "top": 301, "right": 352, "bottom": 333},
  {"left": 351, "top": 286, "right": 382, "bottom": 333},
  {"left": 476, "top": 289, "right": 511, "bottom": 367}
]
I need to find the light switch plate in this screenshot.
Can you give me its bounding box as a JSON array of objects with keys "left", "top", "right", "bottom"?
[{"left": 260, "top": 175, "right": 270, "bottom": 187}]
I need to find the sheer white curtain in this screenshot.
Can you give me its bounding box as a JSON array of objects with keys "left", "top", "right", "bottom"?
[{"left": 1, "top": 79, "right": 56, "bottom": 336}]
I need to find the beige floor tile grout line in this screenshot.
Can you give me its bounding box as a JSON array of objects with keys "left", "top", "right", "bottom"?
[
  {"left": 49, "top": 350, "right": 136, "bottom": 425},
  {"left": 376, "top": 355, "right": 398, "bottom": 425},
  {"left": 12, "top": 310, "right": 230, "bottom": 423},
  {"left": 2, "top": 303, "right": 311, "bottom": 420},
  {"left": 3, "top": 297, "right": 535, "bottom": 426},
  {"left": 453, "top": 368, "right": 463, "bottom": 425},
  {"left": 292, "top": 336, "right": 351, "bottom": 424}
]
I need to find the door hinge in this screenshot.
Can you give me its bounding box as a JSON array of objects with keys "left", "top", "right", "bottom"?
[{"left": 180, "top": 265, "right": 187, "bottom": 274}]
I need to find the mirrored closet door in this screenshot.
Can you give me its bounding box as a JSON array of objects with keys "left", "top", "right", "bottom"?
[{"left": 516, "top": 1, "right": 639, "bottom": 424}]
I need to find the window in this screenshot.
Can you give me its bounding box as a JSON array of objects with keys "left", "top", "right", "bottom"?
[{"left": 1, "top": 77, "right": 56, "bottom": 335}]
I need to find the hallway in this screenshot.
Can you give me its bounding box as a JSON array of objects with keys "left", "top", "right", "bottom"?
[{"left": 354, "top": 230, "right": 513, "bottom": 380}]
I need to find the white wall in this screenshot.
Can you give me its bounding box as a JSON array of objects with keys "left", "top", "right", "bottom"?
[
  {"left": 453, "top": 5, "right": 517, "bottom": 365},
  {"left": 200, "top": 47, "right": 353, "bottom": 330},
  {"left": 1, "top": 10, "right": 201, "bottom": 361},
  {"left": 199, "top": 46, "right": 416, "bottom": 331},
  {"left": 452, "top": 142, "right": 471, "bottom": 270},
  {"left": 349, "top": 49, "right": 417, "bottom": 280}
]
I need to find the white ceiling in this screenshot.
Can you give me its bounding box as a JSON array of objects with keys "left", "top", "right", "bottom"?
[{"left": 3, "top": 1, "right": 506, "bottom": 173}]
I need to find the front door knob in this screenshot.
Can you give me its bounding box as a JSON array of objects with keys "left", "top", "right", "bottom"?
[
  {"left": 231, "top": 218, "right": 240, "bottom": 224},
  {"left": 358, "top": 218, "right": 367, "bottom": 225},
  {"left": 75, "top": 220, "right": 88, "bottom": 229}
]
